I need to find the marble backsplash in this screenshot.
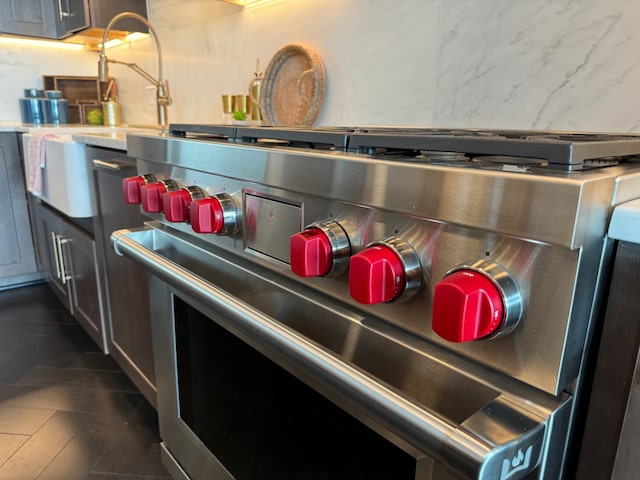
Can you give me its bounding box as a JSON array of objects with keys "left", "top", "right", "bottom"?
[
  {"left": 434, "top": 0, "right": 640, "bottom": 132},
  {"left": 1, "top": 0, "right": 640, "bottom": 132},
  {"left": 0, "top": 46, "right": 98, "bottom": 123}
]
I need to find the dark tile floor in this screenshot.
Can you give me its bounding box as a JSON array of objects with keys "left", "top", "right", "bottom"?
[{"left": 0, "top": 283, "right": 171, "bottom": 480}]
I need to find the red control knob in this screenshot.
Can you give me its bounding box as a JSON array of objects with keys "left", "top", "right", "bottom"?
[
  {"left": 122, "top": 174, "right": 156, "bottom": 204},
  {"left": 163, "top": 187, "right": 204, "bottom": 223},
  {"left": 123, "top": 176, "right": 145, "bottom": 204},
  {"left": 290, "top": 228, "right": 333, "bottom": 277},
  {"left": 163, "top": 190, "right": 192, "bottom": 222},
  {"left": 432, "top": 269, "right": 504, "bottom": 342},
  {"left": 290, "top": 221, "right": 350, "bottom": 278},
  {"left": 349, "top": 245, "right": 406, "bottom": 304},
  {"left": 190, "top": 197, "right": 225, "bottom": 233},
  {"left": 140, "top": 179, "right": 178, "bottom": 213},
  {"left": 141, "top": 182, "right": 168, "bottom": 213}
]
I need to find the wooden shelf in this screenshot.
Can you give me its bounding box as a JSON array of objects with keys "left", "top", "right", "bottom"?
[{"left": 42, "top": 75, "right": 114, "bottom": 124}]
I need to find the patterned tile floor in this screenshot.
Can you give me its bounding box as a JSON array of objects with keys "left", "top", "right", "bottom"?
[{"left": 0, "top": 283, "right": 171, "bottom": 480}]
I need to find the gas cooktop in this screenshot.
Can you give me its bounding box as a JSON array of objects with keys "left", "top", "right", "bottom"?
[{"left": 168, "top": 124, "right": 640, "bottom": 170}]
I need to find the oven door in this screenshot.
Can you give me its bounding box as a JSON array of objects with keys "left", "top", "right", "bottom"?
[{"left": 112, "top": 224, "right": 572, "bottom": 480}]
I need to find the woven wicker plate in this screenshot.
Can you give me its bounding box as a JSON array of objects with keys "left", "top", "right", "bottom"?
[{"left": 260, "top": 44, "right": 326, "bottom": 126}]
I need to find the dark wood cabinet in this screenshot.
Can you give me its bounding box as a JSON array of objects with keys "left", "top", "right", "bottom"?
[
  {"left": 23, "top": 138, "right": 155, "bottom": 407},
  {"left": 0, "top": 133, "right": 42, "bottom": 290},
  {"left": 30, "top": 198, "right": 108, "bottom": 352},
  {"left": 0, "top": 0, "right": 89, "bottom": 39},
  {"left": 32, "top": 200, "right": 72, "bottom": 310},
  {"left": 86, "top": 0, "right": 147, "bottom": 31},
  {"left": 0, "top": 0, "right": 146, "bottom": 40},
  {"left": 90, "top": 147, "right": 156, "bottom": 407}
]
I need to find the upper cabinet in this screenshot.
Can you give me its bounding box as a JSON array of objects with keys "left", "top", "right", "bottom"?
[
  {"left": 0, "top": 0, "right": 89, "bottom": 39},
  {"left": 0, "top": 0, "right": 146, "bottom": 41},
  {"left": 76, "top": 0, "right": 148, "bottom": 39}
]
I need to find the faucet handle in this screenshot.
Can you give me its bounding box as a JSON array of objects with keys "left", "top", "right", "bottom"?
[{"left": 158, "top": 80, "right": 172, "bottom": 106}]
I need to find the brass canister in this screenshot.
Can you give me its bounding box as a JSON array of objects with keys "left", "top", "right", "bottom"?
[
  {"left": 102, "top": 100, "right": 122, "bottom": 126},
  {"left": 250, "top": 58, "right": 263, "bottom": 122},
  {"left": 250, "top": 83, "right": 262, "bottom": 121}
]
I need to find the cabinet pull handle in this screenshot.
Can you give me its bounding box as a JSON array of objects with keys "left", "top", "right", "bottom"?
[
  {"left": 92, "top": 159, "right": 133, "bottom": 171},
  {"left": 57, "top": 0, "right": 64, "bottom": 22},
  {"left": 57, "top": 0, "right": 73, "bottom": 22},
  {"left": 57, "top": 237, "right": 71, "bottom": 284},
  {"left": 51, "top": 232, "right": 62, "bottom": 279}
]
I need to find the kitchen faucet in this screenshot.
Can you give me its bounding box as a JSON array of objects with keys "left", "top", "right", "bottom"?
[{"left": 98, "top": 12, "right": 171, "bottom": 133}]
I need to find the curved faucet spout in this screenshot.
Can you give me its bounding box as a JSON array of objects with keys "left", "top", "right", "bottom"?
[{"left": 98, "top": 12, "right": 172, "bottom": 133}]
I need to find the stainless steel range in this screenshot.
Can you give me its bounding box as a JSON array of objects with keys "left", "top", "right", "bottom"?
[{"left": 111, "top": 125, "right": 640, "bottom": 480}]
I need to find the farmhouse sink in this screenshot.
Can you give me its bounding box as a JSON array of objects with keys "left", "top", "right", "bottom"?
[{"left": 23, "top": 134, "right": 96, "bottom": 218}]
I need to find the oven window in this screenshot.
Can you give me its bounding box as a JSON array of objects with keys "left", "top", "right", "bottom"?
[{"left": 174, "top": 296, "right": 416, "bottom": 479}]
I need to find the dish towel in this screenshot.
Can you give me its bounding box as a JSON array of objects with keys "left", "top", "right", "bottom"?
[{"left": 26, "top": 133, "right": 58, "bottom": 196}]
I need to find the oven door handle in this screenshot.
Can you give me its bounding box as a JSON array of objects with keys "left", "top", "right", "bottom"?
[{"left": 112, "top": 227, "right": 547, "bottom": 480}]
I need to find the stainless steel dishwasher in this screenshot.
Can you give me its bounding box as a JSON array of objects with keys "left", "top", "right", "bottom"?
[{"left": 90, "top": 146, "right": 156, "bottom": 407}]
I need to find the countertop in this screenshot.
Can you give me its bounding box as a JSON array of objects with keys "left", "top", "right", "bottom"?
[
  {"left": 71, "top": 132, "right": 128, "bottom": 150},
  {"left": 72, "top": 128, "right": 166, "bottom": 150},
  {"left": 0, "top": 122, "right": 162, "bottom": 151},
  {"left": 610, "top": 198, "right": 640, "bottom": 244},
  {"left": 0, "top": 122, "right": 126, "bottom": 134}
]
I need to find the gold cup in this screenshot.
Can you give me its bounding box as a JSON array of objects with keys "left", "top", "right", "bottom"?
[
  {"left": 221, "top": 94, "right": 234, "bottom": 114},
  {"left": 232, "top": 94, "right": 251, "bottom": 114}
]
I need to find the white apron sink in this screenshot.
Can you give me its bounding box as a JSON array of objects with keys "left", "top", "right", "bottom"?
[{"left": 23, "top": 133, "right": 96, "bottom": 218}]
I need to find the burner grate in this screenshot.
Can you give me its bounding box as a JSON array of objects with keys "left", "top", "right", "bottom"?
[
  {"left": 418, "top": 150, "right": 469, "bottom": 162},
  {"left": 348, "top": 129, "right": 640, "bottom": 170},
  {"left": 168, "top": 124, "right": 640, "bottom": 170},
  {"left": 169, "top": 124, "right": 352, "bottom": 150}
]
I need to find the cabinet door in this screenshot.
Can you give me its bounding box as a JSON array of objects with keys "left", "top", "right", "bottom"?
[
  {"left": 0, "top": 133, "right": 40, "bottom": 287},
  {"left": 30, "top": 199, "right": 107, "bottom": 351},
  {"left": 0, "top": 0, "right": 52, "bottom": 37},
  {"left": 56, "top": 0, "right": 89, "bottom": 36},
  {"left": 28, "top": 197, "right": 48, "bottom": 274},
  {"left": 93, "top": 151, "right": 155, "bottom": 403},
  {"left": 0, "top": 0, "right": 87, "bottom": 39},
  {"left": 34, "top": 201, "right": 73, "bottom": 311},
  {"left": 63, "top": 220, "right": 107, "bottom": 352},
  {"left": 88, "top": 0, "right": 147, "bottom": 30}
]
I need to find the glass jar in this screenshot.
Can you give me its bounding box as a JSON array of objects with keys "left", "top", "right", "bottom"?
[
  {"left": 43, "top": 90, "right": 69, "bottom": 124},
  {"left": 19, "top": 88, "right": 45, "bottom": 124}
]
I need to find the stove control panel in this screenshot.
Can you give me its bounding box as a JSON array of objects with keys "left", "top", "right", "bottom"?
[
  {"left": 290, "top": 220, "right": 350, "bottom": 278},
  {"left": 163, "top": 186, "right": 205, "bottom": 223},
  {"left": 141, "top": 179, "right": 179, "bottom": 213},
  {"left": 190, "top": 193, "right": 239, "bottom": 235},
  {"left": 122, "top": 174, "right": 157, "bottom": 204},
  {"left": 128, "top": 138, "right": 598, "bottom": 396},
  {"left": 432, "top": 260, "right": 522, "bottom": 342},
  {"left": 349, "top": 236, "right": 422, "bottom": 304}
]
